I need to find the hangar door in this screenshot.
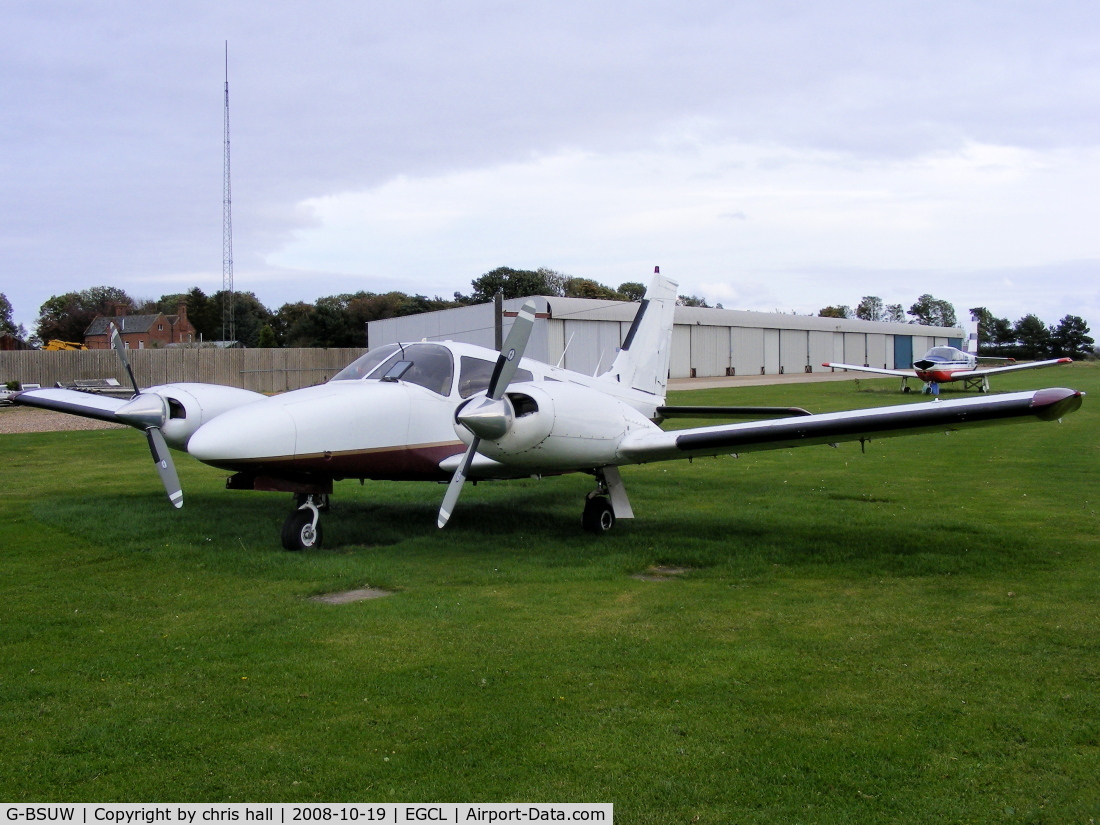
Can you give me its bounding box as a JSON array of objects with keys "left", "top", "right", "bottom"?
[
  {"left": 779, "top": 330, "right": 808, "bottom": 373},
  {"left": 894, "top": 335, "right": 913, "bottom": 368},
  {"left": 670, "top": 325, "right": 692, "bottom": 378},
  {"left": 731, "top": 327, "right": 764, "bottom": 375},
  {"left": 808, "top": 331, "right": 833, "bottom": 371},
  {"left": 844, "top": 333, "right": 866, "bottom": 365},
  {"left": 690, "top": 325, "right": 729, "bottom": 377},
  {"left": 763, "top": 329, "right": 780, "bottom": 374},
  {"left": 866, "top": 334, "right": 888, "bottom": 369}
]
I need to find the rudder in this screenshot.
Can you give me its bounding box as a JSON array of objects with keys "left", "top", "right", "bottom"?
[{"left": 601, "top": 269, "right": 679, "bottom": 398}]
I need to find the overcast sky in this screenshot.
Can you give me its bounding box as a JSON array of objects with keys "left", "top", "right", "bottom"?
[{"left": 3, "top": 1, "right": 1099, "bottom": 334}]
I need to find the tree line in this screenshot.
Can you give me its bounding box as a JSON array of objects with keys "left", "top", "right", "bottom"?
[
  {"left": 2, "top": 268, "right": 691, "bottom": 349},
  {"left": 819, "top": 294, "right": 1093, "bottom": 359},
  {"left": 818, "top": 294, "right": 957, "bottom": 327},
  {"left": 5, "top": 274, "right": 1091, "bottom": 359}
]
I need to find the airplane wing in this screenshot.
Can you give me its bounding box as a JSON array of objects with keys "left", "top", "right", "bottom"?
[
  {"left": 822, "top": 362, "right": 916, "bottom": 377},
  {"left": 656, "top": 405, "right": 811, "bottom": 420},
  {"left": 618, "top": 388, "right": 1082, "bottom": 464},
  {"left": 11, "top": 388, "right": 131, "bottom": 423},
  {"left": 949, "top": 358, "right": 1072, "bottom": 379}
]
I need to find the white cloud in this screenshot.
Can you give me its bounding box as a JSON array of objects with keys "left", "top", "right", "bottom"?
[{"left": 267, "top": 135, "right": 1100, "bottom": 321}]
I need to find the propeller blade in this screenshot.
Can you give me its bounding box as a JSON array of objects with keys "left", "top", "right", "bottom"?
[
  {"left": 110, "top": 323, "right": 140, "bottom": 395},
  {"left": 438, "top": 436, "right": 479, "bottom": 528},
  {"left": 146, "top": 427, "right": 184, "bottom": 509},
  {"left": 487, "top": 300, "right": 537, "bottom": 400},
  {"left": 439, "top": 300, "right": 536, "bottom": 528}
]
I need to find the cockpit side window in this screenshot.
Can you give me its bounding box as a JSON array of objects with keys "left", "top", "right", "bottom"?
[
  {"left": 458, "top": 356, "right": 534, "bottom": 398},
  {"left": 330, "top": 344, "right": 401, "bottom": 382}
]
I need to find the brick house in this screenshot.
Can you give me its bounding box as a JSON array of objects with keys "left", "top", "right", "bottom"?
[{"left": 84, "top": 302, "right": 196, "bottom": 349}]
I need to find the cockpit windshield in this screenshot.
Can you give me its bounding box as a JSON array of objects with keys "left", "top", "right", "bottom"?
[
  {"left": 926, "top": 347, "right": 963, "bottom": 360},
  {"left": 330, "top": 343, "right": 455, "bottom": 396},
  {"left": 330, "top": 344, "right": 402, "bottom": 382}
]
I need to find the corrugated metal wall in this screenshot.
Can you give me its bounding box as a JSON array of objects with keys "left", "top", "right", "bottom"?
[
  {"left": 808, "top": 331, "right": 834, "bottom": 371},
  {"left": 763, "top": 330, "right": 780, "bottom": 374},
  {"left": 670, "top": 326, "right": 692, "bottom": 378},
  {"left": 0, "top": 348, "right": 367, "bottom": 393},
  {"left": 731, "top": 328, "right": 763, "bottom": 375},
  {"left": 779, "top": 329, "right": 808, "bottom": 373},
  {"left": 867, "top": 334, "right": 888, "bottom": 369},
  {"left": 843, "top": 333, "right": 865, "bottom": 365},
  {"left": 690, "top": 325, "right": 728, "bottom": 376},
  {"left": 363, "top": 299, "right": 964, "bottom": 381},
  {"left": 561, "top": 320, "right": 623, "bottom": 376}
]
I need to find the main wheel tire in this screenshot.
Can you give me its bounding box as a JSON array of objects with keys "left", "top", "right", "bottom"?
[
  {"left": 282, "top": 509, "right": 323, "bottom": 551},
  {"left": 582, "top": 495, "right": 616, "bottom": 534}
]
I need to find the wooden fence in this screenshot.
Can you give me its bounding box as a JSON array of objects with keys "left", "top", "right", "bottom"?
[{"left": 0, "top": 348, "right": 368, "bottom": 394}]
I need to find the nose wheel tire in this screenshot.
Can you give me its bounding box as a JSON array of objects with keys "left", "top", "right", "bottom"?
[
  {"left": 582, "top": 495, "right": 616, "bottom": 534},
  {"left": 282, "top": 508, "right": 323, "bottom": 551}
]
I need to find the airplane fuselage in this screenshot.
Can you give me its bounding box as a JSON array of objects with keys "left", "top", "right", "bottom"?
[
  {"left": 911, "top": 347, "right": 978, "bottom": 384},
  {"left": 184, "top": 340, "right": 665, "bottom": 483}
]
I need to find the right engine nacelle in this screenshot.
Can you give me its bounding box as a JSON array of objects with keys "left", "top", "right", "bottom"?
[{"left": 455, "top": 381, "right": 660, "bottom": 471}]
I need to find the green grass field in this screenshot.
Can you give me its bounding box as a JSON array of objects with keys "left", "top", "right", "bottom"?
[{"left": 1, "top": 365, "right": 1098, "bottom": 823}]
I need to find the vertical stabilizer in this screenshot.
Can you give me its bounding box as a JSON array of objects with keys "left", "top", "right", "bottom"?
[
  {"left": 602, "top": 268, "right": 678, "bottom": 398},
  {"left": 964, "top": 319, "right": 980, "bottom": 354}
]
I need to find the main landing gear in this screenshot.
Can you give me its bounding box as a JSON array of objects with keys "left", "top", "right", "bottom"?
[
  {"left": 963, "top": 375, "right": 991, "bottom": 393},
  {"left": 282, "top": 494, "right": 329, "bottom": 551},
  {"left": 582, "top": 466, "right": 634, "bottom": 534},
  {"left": 583, "top": 493, "right": 615, "bottom": 533}
]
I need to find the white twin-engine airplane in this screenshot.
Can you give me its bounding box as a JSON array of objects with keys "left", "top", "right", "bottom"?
[{"left": 12, "top": 273, "right": 1083, "bottom": 550}]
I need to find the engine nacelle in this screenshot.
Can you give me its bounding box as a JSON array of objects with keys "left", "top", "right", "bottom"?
[
  {"left": 455, "top": 381, "right": 660, "bottom": 470},
  {"left": 144, "top": 383, "right": 267, "bottom": 450}
]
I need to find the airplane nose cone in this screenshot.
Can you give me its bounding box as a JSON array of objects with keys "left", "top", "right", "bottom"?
[{"left": 188, "top": 401, "right": 296, "bottom": 464}]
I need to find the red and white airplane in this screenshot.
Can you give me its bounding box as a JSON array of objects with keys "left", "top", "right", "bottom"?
[
  {"left": 12, "top": 273, "right": 1083, "bottom": 549},
  {"left": 824, "top": 333, "right": 1072, "bottom": 395}
]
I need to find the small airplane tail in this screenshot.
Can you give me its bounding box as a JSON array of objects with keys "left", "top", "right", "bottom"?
[
  {"left": 601, "top": 268, "right": 679, "bottom": 398},
  {"left": 964, "top": 319, "right": 980, "bottom": 354}
]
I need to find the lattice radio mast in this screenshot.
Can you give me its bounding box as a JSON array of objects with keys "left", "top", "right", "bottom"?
[{"left": 221, "top": 41, "right": 235, "bottom": 343}]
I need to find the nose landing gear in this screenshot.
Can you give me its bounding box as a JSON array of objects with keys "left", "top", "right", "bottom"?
[{"left": 282, "top": 495, "right": 326, "bottom": 550}]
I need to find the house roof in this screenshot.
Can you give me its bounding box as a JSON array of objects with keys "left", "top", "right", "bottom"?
[{"left": 85, "top": 314, "right": 162, "bottom": 336}]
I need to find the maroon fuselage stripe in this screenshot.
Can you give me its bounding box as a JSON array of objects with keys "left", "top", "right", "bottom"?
[{"left": 202, "top": 442, "right": 466, "bottom": 482}]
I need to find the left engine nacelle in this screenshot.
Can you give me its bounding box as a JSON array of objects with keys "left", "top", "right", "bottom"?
[
  {"left": 144, "top": 383, "right": 267, "bottom": 449},
  {"left": 454, "top": 381, "right": 659, "bottom": 470}
]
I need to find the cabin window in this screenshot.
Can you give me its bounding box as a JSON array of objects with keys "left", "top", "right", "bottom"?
[{"left": 458, "top": 356, "right": 534, "bottom": 398}]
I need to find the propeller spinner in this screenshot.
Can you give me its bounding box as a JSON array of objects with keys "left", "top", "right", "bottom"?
[
  {"left": 110, "top": 324, "right": 184, "bottom": 509},
  {"left": 437, "top": 300, "right": 537, "bottom": 527}
]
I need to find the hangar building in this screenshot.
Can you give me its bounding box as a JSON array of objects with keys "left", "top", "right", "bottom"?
[{"left": 367, "top": 296, "right": 963, "bottom": 379}]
